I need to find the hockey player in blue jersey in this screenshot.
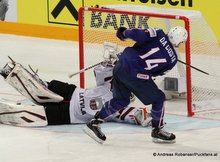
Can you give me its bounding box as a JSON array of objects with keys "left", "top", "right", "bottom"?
[{"left": 83, "top": 26, "right": 188, "bottom": 144}]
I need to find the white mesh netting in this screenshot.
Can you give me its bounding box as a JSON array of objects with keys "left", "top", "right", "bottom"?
[{"left": 79, "top": 5, "right": 220, "bottom": 118}]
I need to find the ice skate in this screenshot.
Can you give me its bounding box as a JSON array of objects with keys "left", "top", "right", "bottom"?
[
  {"left": 151, "top": 127, "right": 176, "bottom": 143},
  {"left": 83, "top": 118, "right": 106, "bottom": 144}
]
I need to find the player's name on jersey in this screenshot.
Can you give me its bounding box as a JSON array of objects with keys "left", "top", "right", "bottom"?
[{"left": 160, "top": 37, "right": 176, "bottom": 63}]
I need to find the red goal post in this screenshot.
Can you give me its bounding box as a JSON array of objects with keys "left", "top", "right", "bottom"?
[{"left": 78, "top": 6, "right": 220, "bottom": 117}]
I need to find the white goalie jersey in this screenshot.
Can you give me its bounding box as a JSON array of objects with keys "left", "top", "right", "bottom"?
[
  {"left": 69, "top": 65, "right": 113, "bottom": 123},
  {"left": 69, "top": 64, "right": 150, "bottom": 126}
]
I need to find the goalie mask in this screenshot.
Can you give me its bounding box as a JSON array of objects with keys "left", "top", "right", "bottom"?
[{"left": 167, "top": 26, "right": 188, "bottom": 47}]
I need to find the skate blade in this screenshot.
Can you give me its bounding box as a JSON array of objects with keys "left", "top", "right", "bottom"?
[
  {"left": 152, "top": 138, "right": 176, "bottom": 144},
  {"left": 83, "top": 125, "right": 105, "bottom": 144}
]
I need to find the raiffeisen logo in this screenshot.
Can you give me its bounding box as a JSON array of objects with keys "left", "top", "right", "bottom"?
[
  {"left": 117, "top": 0, "right": 193, "bottom": 7},
  {"left": 48, "top": 0, "right": 84, "bottom": 26}
]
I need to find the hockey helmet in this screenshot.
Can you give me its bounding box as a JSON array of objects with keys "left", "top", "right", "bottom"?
[{"left": 167, "top": 26, "right": 188, "bottom": 47}]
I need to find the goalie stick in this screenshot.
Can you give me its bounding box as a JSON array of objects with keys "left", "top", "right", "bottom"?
[
  {"left": 69, "top": 42, "right": 119, "bottom": 78},
  {"left": 68, "top": 61, "right": 104, "bottom": 78}
]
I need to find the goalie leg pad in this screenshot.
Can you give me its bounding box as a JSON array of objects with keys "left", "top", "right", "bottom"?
[
  {"left": 0, "top": 100, "right": 48, "bottom": 127},
  {"left": 4, "top": 63, "right": 63, "bottom": 104}
]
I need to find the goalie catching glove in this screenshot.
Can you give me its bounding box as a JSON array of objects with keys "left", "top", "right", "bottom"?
[{"left": 102, "top": 42, "right": 120, "bottom": 66}]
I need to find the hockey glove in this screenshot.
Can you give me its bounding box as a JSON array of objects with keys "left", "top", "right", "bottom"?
[
  {"left": 103, "top": 42, "right": 119, "bottom": 66},
  {"left": 116, "top": 27, "right": 127, "bottom": 41}
]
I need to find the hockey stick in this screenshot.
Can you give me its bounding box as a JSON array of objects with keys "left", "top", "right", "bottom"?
[
  {"left": 68, "top": 61, "right": 104, "bottom": 78},
  {"left": 177, "top": 59, "right": 218, "bottom": 77}
]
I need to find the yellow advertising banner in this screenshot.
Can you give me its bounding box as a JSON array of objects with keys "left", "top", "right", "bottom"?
[
  {"left": 48, "top": 0, "right": 83, "bottom": 26},
  {"left": 16, "top": 0, "right": 220, "bottom": 43}
]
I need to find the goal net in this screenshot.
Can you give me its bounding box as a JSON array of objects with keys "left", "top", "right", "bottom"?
[{"left": 78, "top": 5, "right": 220, "bottom": 118}]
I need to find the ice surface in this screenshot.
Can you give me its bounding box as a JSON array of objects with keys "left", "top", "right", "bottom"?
[{"left": 0, "top": 34, "right": 220, "bottom": 162}]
